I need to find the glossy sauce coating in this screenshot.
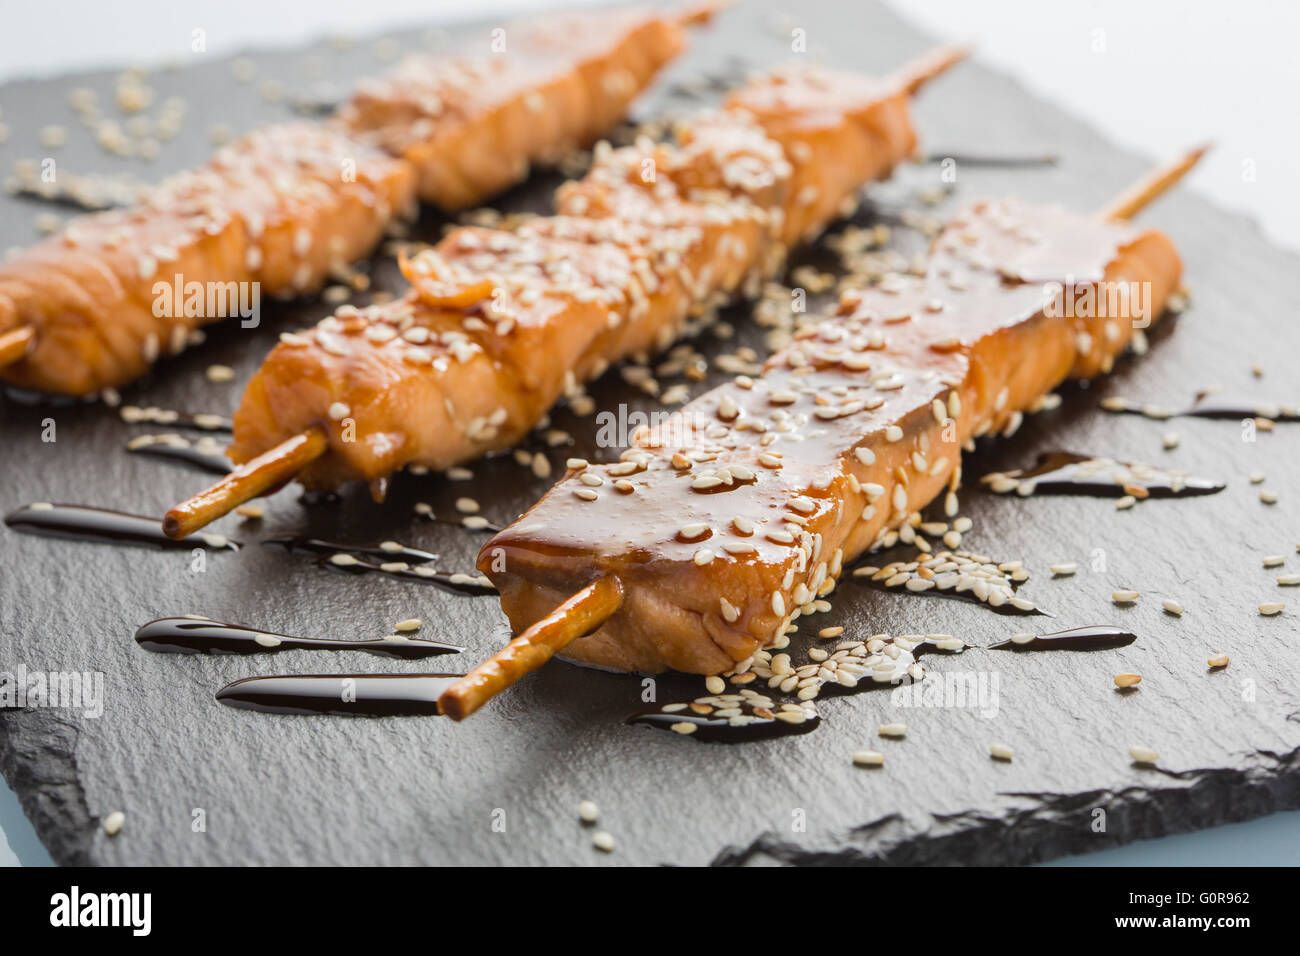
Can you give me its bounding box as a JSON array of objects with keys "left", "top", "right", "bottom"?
[
  {"left": 229, "top": 64, "right": 921, "bottom": 486},
  {"left": 483, "top": 199, "right": 1182, "bottom": 673}
]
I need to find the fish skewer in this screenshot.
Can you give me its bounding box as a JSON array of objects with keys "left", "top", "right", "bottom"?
[
  {"left": 163, "top": 47, "right": 968, "bottom": 538},
  {"left": 0, "top": 4, "right": 713, "bottom": 395},
  {"left": 437, "top": 146, "right": 1207, "bottom": 720}
]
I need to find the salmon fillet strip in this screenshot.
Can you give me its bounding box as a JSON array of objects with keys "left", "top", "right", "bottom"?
[
  {"left": 0, "top": 5, "right": 697, "bottom": 396},
  {"left": 481, "top": 198, "right": 1182, "bottom": 674},
  {"left": 227, "top": 63, "right": 924, "bottom": 486}
]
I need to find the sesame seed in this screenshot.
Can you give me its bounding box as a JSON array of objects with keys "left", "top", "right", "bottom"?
[
  {"left": 885, "top": 425, "right": 903, "bottom": 442},
  {"left": 670, "top": 722, "right": 697, "bottom": 735},
  {"left": 455, "top": 497, "right": 479, "bottom": 514},
  {"left": 1112, "top": 590, "right": 1139, "bottom": 605},
  {"left": 852, "top": 750, "right": 885, "bottom": 767},
  {"left": 819, "top": 626, "right": 844, "bottom": 639},
  {"left": 205, "top": 364, "right": 235, "bottom": 383},
  {"left": 1115, "top": 495, "right": 1136, "bottom": 510},
  {"left": 234, "top": 504, "right": 264, "bottom": 519},
  {"left": 330, "top": 553, "right": 358, "bottom": 567},
  {"left": 1162, "top": 599, "right": 1184, "bottom": 616},
  {"left": 394, "top": 618, "right": 421, "bottom": 632},
  {"left": 592, "top": 831, "right": 615, "bottom": 852},
  {"left": 679, "top": 522, "right": 709, "bottom": 540},
  {"left": 1263, "top": 555, "right": 1285, "bottom": 568},
  {"left": 1259, "top": 603, "right": 1285, "bottom": 616},
  {"left": 693, "top": 548, "right": 714, "bottom": 566},
  {"left": 878, "top": 722, "right": 907, "bottom": 737},
  {"left": 989, "top": 743, "right": 1014, "bottom": 762},
  {"left": 578, "top": 800, "right": 599, "bottom": 824},
  {"left": 1207, "top": 654, "right": 1229, "bottom": 669},
  {"left": 574, "top": 488, "right": 598, "bottom": 501},
  {"left": 1278, "top": 575, "right": 1300, "bottom": 586},
  {"left": 103, "top": 811, "right": 126, "bottom": 837},
  {"left": 328, "top": 402, "right": 350, "bottom": 421},
  {"left": 1114, "top": 673, "right": 1142, "bottom": 688},
  {"left": 1050, "top": 563, "right": 1077, "bottom": 576},
  {"left": 1129, "top": 745, "right": 1158, "bottom": 765},
  {"left": 254, "top": 634, "right": 282, "bottom": 647},
  {"left": 719, "top": 598, "right": 740, "bottom": 623}
]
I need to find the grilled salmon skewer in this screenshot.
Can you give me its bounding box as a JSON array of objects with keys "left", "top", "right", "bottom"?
[
  {"left": 0, "top": 4, "right": 714, "bottom": 396},
  {"left": 163, "top": 47, "right": 968, "bottom": 538},
  {"left": 437, "top": 146, "right": 1207, "bottom": 720}
]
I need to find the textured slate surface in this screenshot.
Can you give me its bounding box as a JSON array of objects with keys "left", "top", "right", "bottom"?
[{"left": 1, "top": 0, "right": 1298, "bottom": 866}]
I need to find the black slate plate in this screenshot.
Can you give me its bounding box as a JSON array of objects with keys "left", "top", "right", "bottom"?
[{"left": 1, "top": 0, "right": 1298, "bottom": 866}]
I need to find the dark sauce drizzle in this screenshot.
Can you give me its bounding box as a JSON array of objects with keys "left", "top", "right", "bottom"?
[
  {"left": 127, "top": 441, "right": 230, "bottom": 475},
  {"left": 986, "top": 625, "right": 1136, "bottom": 652},
  {"left": 1105, "top": 393, "right": 1298, "bottom": 423},
  {"left": 630, "top": 625, "right": 1133, "bottom": 742},
  {"left": 261, "top": 534, "right": 494, "bottom": 595},
  {"left": 627, "top": 702, "right": 821, "bottom": 742},
  {"left": 4, "top": 503, "right": 238, "bottom": 550},
  {"left": 216, "top": 673, "right": 461, "bottom": 716},
  {"left": 135, "top": 616, "right": 463, "bottom": 659},
  {"left": 987, "top": 451, "right": 1224, "bottom": 498}
]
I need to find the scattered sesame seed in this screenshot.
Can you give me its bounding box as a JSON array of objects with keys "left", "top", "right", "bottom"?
[
  {"left": 1050, "top": 563, "right": 1077, "bottom": 576},
  {"left": 1259, "top": 602, "right": 1285, "bottom": 616},
  {"left": 1112, "top": 589, "right": 1139, "bottom": 605},
  {"left": 989, "top": 743, "right": 1014, "bottom": 762},
  {"left": 1129, "top": 745, "right": 1158, "bottom": 765},
  {"left": 328, "top": 401, "right": 350, "bottom": 421},
  {"left": 592, "top": 831, "right": 615, "bottom": 853},
  {"left": 394, "top": 618, "right": 421, "bottom": 632},
  {"left": 329, "top": 553, "right": 358, "bottom": 567},
  {"left": 705, "top": 675, "right": 725, "bottom": 695},
  {"left": 1161, "top": 599, "right": 1184, "bottom": 616},
  {"left": 1207, "top": 654, "right": 1229, "bottom": 669},
  {"left": 205, "top": 364, "right": 235, "bottom": 383},
  {"left": 878, "top": 722, "right": 907, "bottom": 738},
  {"left": 1263, "top": 555, "right": 1285, "bottom": 568},
  {"left": 103, "top": 811, "right": 125, "bottom": 836},
  {"left": 852, "top": 750, "right": 885, "bottom": 767},
  {"left": 1113, "top": 673, "right": 1142, "bottom": 689},
  {"left": 578, "top": 800, "right": 599, "bottom": 824},
  {"left": 670, "top": 722, "right": 697, "bottom": 735}
]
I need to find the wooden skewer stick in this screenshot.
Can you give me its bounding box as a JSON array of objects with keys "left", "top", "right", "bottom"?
[
  {"left": 0, "top": 325, "right": 35, "bottom": 367},
  {"left": 676, "top": 0, "right": 733, "bottom": 26},
  {"left": 1099, "top": 143, "right": 1210, "bottom": 222},
  {"left": 438, "top": 576, "right": 625, "bottom": 720},
  {"left": 439, "top": 144, "right": 1213, "bottom": 721},
  {"left": 893, "top": 44, "right": 969, "bottom": 96},
  {"left": 162, "top": 427, "right": 327, "bottom": 539}
]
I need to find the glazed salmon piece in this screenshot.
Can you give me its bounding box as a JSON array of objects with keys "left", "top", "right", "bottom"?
[
  {"left": 339, "top": 4, "right": 698, "bottom": 209},
  {"left": 225, "top": 61, "right": 938, "bottom": 483},
  {"left": 0, "top": 125, "right": 414, "bottom": 396},
  {"left": 481, "top": 199, "right": 1183, "bottom": 674}
]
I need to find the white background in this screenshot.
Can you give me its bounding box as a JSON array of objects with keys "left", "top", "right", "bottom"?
[{"left": 1, "top": 0, "right": 1298, "bottom": 865}]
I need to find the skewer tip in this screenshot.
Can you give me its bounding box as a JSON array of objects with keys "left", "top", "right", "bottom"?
[
  {"left": 1099, "top": 142, "right": 1212, "bottom": 222},
  {"left": 893, "top": 43, "right": 970, "bottom": 96},
  {"left": 676, "top": 0, "right": 733, "bottom": 27}
]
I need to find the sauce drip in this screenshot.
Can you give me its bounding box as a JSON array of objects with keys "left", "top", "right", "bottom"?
[
  {"left": 5, "top": 503, "right": 237, "bottom": 550},
  {"left": 135, "top": 616, "right": 463, "bottom": 659},
  {"left": 127, "top": 440, "right": 230, "bottom": 475},
  {"left": 216, "top": 673, "right": 460, "bottom": 716},
  {"left": 261, "top": 534, "right": 494, "bottom": 595},
  {"left": 984, "top": 451, "right": 1224, "bottom": 498},
  {"left": 628, "top": 700, "right": 820, "bottom": 742},
  {"left": 987, "top": 625, "right": 1136, "bottom": 651}
]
